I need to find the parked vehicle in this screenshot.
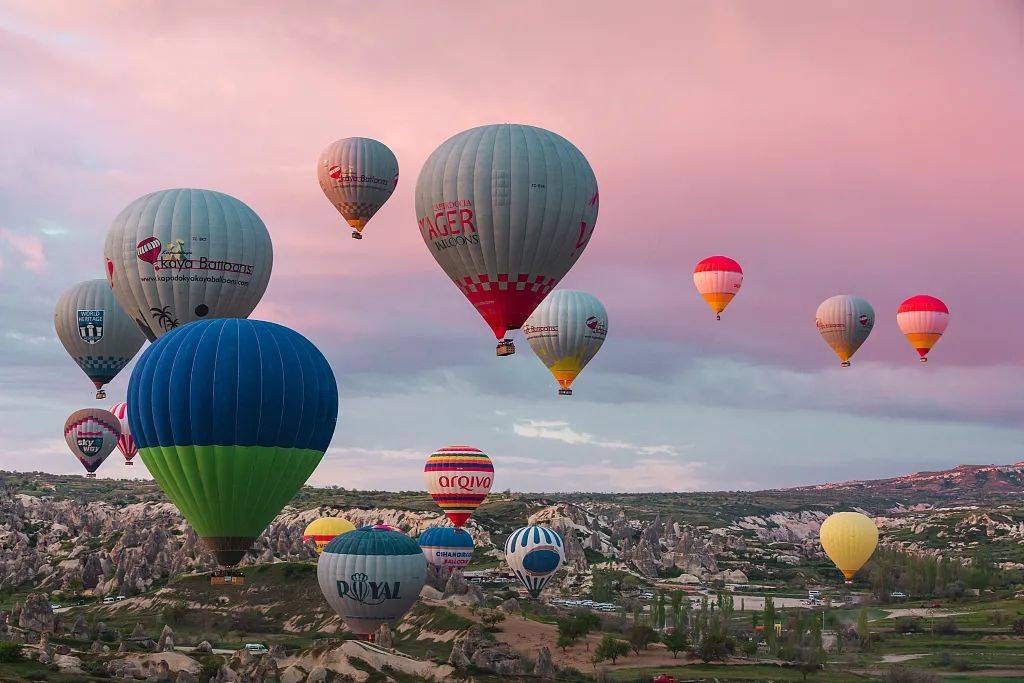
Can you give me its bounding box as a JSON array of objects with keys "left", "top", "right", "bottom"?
[{"left": 245, "top": 644, "right": 269, "bottom": 655}]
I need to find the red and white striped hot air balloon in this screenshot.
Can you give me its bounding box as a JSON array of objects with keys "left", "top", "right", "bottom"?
[
  {"left": 108, "top": 402, "right": 138, "bottom": 465},
  {"left": 423, "top": 446, "right": 494, "bottom": 527},
  {"left": 897, "top": 295, "right": 949, "bottom": 363},
  {"left": 693, "top": 256, "right": 743, "bottom": 320}
]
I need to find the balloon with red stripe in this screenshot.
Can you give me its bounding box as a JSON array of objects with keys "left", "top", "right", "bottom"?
[
  {"left": 693, "top": 256, "right": 743, "bottom": 320},
  {"left": 897, "top": 295, "right": 949, "bottom": 363},
  {"left": 423, "top": 446, "right": 494, "bottom": 527},
  {"left": 108, "top": 402, "right": 138, "bottom": 466}
]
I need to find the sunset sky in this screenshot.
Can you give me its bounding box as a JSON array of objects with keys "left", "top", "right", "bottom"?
[{"left": 2, "top": 2, "right": 1022, "bottom": 491}]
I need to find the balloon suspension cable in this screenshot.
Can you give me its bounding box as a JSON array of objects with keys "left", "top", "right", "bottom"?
[
  {"left": 558, "top": 388, "right": 573, "bottom": 396},
  {"left": 840, "top": 361, "right": 851, "bottom": 368},
  {"left": 496, "top": 339, "right": 515, "bottom": 357},
  {"left": 95, "top": 389, "right": 106, "bottom": 399},
  {"left": 351, "top": 231, "right": 363, "bottom": 240}
]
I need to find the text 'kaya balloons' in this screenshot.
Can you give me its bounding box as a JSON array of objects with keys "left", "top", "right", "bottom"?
[
  {"left": 693, "top": 256, "right": 743, "bottom": 320},
  {"left": 304, "top": 517, "right": 357, "bottom": 554},
  {"left": 108, "top": 402, "right": 138, "bottom": 466},
  {"left": 318, "top": 526, "right": 426, "bottom": 636},
  {"left": 504, "top": 525, "right": 564, "bottom": 599},
  {"left": 64, "top": 408, "right": 121, "bottom": 478},
  {"left": 424, "top": 446, "right": 494, "bottom": 527},
  {"left": 104, "top": 188, "right": 273, "bottom": 341},
  {"left": 54, "top": 279, "right": 145, "bottom": 399},
  {"left": 524, "top": 289, "right": 608, "bottom": 396},
  {"left": 819, "top": 512, "right": 879, "bottom": 582},
  {"left": 897, "top": 295, "right": 949, "bottom": 363},
  {"left": 128, "top": 318, "right": 338, "bottom": 566},
  {"left": 317, "top": 137, "right": 399, "bottom": 240},
  {"left": 815, "top": 295, "right": 875, "bottom": 367},
  {"left": 418, "top": 526, "right": 474, "bottom": 569},
  {"left": 415, "top": 124, "right": 600, "bottom": 356}
]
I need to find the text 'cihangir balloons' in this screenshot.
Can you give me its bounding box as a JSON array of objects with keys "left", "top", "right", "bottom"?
[
  {"left": 693, "top": 256, "right": 743, "bottom": 320},
  {"left": 104, "top": 188, "right": 273, "bottom": 341},
  {"left": 64, "top": 408, "right": 121, "bottom": 478},
  {"left": 418, "top": 526, "right": 474, "bottom": 569},
  {"left": 815, "top": 295, "right": 875, "bottom": 367},
  {"left": 304, "top": 517, "right": 356, "bottom": 554},
  {"left": 415, "top": 123, "right": 600, "bottom": 356},
  {"left": 318, "top": 526, "right": 426, "bottom": 636},
  {"left": 504, "top": 525, "right": 564, "bottom": 599},
  {"left": 54, "top": 279, "right": 145, "bottom": 399},
  {"left": 128, "top": 318, "right": 338, "bottom": 566},
  {"left": 424, "top": 446, "right": 494, "bottom": 527},
  {"left": 524, "top": 289, "right": 608, "bottom": 396},
  {"left": 108, "top": 402, "right": 138, "bottom": 466},
  {"left": 318, "top": 137, "right": 399, "bottom": 240},
  {"left": 897, "top": 295, "right": 949, "bottom": 363},
  {"left": 819, "top": 512, "right": 879, "bottom": 582}
]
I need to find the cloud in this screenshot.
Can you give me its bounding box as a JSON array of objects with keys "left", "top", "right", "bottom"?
[
  {"left": 513, "top": 419, "right": 684, "bottom": 457},
  {"left": 0, "top": 228, "right": 46, "bottom": 273}
]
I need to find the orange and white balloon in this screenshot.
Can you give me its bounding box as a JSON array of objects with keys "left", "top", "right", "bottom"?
[
  {"left": 815, "top": 295, "right": 875, "bottom": 367},
  {"left": 896, "top": 295, "right": 949, "bottom": 363},
  {"left": 693, "top": 256, "right": 743, "bottom": 320}
]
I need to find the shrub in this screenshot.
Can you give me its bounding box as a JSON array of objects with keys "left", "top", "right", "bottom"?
[
  {"left": 0, "top": 641, "right": 22, "bottom": 663},
  {"left": 931, "top": 618, "right": 958, "bottom": 636},
  {"left": 894, "top": 617, "right": 922, "bottom": 634},
  {"left": 885, "top": 665, "right": 939, "bottom": 682}
]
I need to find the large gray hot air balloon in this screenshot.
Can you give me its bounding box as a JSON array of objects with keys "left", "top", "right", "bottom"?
[
  {"left": 415, "top": 124, "right": 600, "bottom": 356},
  {"left": 54, "top": 279, "right": 146, "bottom": 399},
  {"left": 103, "top": 188, "right": 273, "bottom": 340},
  {"left": 317, "top": 137, "right": 399, "bottom": 240},
  {"left": 815, "top": 295, "right": 875, "bottom": 367},
  {"left": 63, "top": 408, "right": 121, "bottom": 478}
]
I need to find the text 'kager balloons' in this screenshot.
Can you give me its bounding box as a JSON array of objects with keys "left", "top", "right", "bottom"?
[
  {"left": 819, "top": 512, "right": 879, "bottom": 582},
  {"left": 304, "top": 517, "right": 357, "bottom": 554},
  {"left": 64, "top": 408, "right": 120, "bottom": 478},
  {"left": 504, "top": 525, "right": 564, "bottom": 599},
  {"left": 128, "top": 318, "right": 338, "bottom": 566},
  {"left": 108, "top": 402, "right": 138, "bottom": 466},
  {"left": 415, "top": 124, "right": 600, "bottom": 356},
  {"left": 318, "top": 526, "right": 426, "bottom": 636},
  {"left": 693, "top": 256, "right": 743, "bottom": 320},
  {"left": 897, "top": 295, "right": 949, "bottom": 363},
  {"left": 524, "top": 289, "right": 608, "bottom": 396},
  {"left": 103, "top": 188, "right": 273, "bottom": 341},
  {"left": 815, "top": 295, "right": 875, "bottom": 367},
  {"left": 418, "top": 526, "right": 474, "bottom": 569},
  {"left": 318, "top": 137, "right": 399, "bottom": 240},
  {"left": 54, "top": 279, "right": 145, "bottom": 399},
  {"left": 424, "top": 446, "right": 494, "bottom": 527}
]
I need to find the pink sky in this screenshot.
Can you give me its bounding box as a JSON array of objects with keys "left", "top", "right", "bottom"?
[{"left": 1, "top": 2, "right": 1022, "bottom": 490}]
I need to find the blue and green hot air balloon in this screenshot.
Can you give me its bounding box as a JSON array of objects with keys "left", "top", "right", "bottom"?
[{"left": 128, "top": 318, "right": 338, "bottom": 566}]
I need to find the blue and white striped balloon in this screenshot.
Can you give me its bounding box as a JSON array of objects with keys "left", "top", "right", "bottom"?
[{"left": 504, "top": 525, "right": 564, "bottom": 599}]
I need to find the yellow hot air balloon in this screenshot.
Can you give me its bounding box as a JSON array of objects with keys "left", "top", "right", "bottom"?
[
  {"left": 303, "top": 517, "right": 356, "bottom": 554},
  {"left": 819, "top": 512, "right": 878, "bottom": 582}
]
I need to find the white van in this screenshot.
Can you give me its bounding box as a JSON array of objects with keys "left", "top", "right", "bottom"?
[
  {"left": 102, "top": 596, "right": 115, "bottom": 604},
  {"left": 245, "top": 644, "right": 269, "bottom": 655}
]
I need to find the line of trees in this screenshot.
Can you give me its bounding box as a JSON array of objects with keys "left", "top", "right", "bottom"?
[{"left": 868, "top": 548, "right": 1015, "bottom": 601}]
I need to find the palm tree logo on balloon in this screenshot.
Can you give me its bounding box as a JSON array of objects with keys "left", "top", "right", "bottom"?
[{"left": 149, "top": 306, "right": 178, "bottom": 332}]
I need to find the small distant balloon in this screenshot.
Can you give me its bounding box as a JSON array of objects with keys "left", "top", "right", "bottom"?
[
  {"left": 317, "top": 137, "right": 399, "bottom": 240},
  {"left": 108, "top": 402, "right": 138, "bottom": 466},
  {"left": 64, "top": 408, "right": 121, "bottom": 478},
  {"left": 504, "top": 525, "right": 565, "bottom": 599},
  {"left": 693, "top": 256, "right": 743, "bottom": 320},
  {"left": 897, "top": 295, "right": 949, "bottom": 363},
  {"left": 524, "top": 290, "right": 608, "bottom": 396},
  {"left": 418, "top": 526, "right": 474, "bottom": 569},
  {"left": 303, "top": 518, "right": 356, "bottom": 554},
  {"left": 815, "top": 295, "right": 875, "bottom": 367}
]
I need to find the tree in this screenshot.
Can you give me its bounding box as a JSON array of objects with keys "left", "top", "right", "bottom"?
[
  {"left": 857, "top": 607, "right": 871, "bottom": 650},
  {"left": 670, "top": 590, "right": 685, "bottom": 628},
  {"left": 663, "top": 626, "right": 689, "bottom": 658},
  {"left": 697, "top": 624, "right": 732, "bottom": 663},
  {"left": 557, "top": 617, "right": 582, "bottom": 651},
  {"left": 763, "top": 596, "right": 777, "bottom": 653},
  {"left": 628, "top": 624, "right": 658, "bottom": 655},
  {"left": 479, "top": 609, "right": 505, "bottom": 628},
  {"left": 576, "top": 612, "right": 601, "bottom": 651},
  {"left": 593, "top": 635, "right": 630, "bottom": 665}
]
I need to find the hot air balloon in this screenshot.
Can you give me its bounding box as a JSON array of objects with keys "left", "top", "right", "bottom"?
[
  {"left": 819, "top": 512, "right": 878, "bottom": 582},
  {"left": 64, "top": 408, "right": 120, "bottom": 478},
  {"left": 317, "top": 137, "right": 399, "bottom": 240},
  {"left": 693, "top": 256, "right": 743, "bottom": 320},
  {"left": 317, "top": 526, "right": 426, "bottom": 637},
  {"left": 524, "top": 290, "right": 608, "bottom": 396},
  {"left": 418, "top": 526, "right": 474, "bottom": 569},
  {"left": 54, "top": 279, "right": 146, "bottom": 399},
  {"left": 108, "top": 402, "right": 138, "bottom": 466},
  {"left": 128, "top": 318, "right": 338, "bottom": 566},
  {"left": 897, "top": 295, "right": 949, "bottom": 363},
  {"left": 815, "top": 295, "right": 875, "bottom": 367},
  {"left": 304, "top": 517, "right": 356, "bottom": 554},
  {"left": 103, "top": 188, "right": 273, "bottom": 341},
  {"left": 415, "top": 124, "right": 600, "bottom": 356},
  {"left": 504, "top": 525, "right": 564, "bottom": 599},
  {"left": 424, "top": 446, "right": 494, "bottom": 527}
]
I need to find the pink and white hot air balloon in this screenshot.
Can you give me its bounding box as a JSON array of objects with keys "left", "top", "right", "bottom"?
[
  {"left": 693, "top": 256, "right": 743, "bottom": 320},
  {"left": 896, "top": 295, "right": 949, "bottom": 363},
  {"left": 109, "top": 402, "right": 138, "bottom": 465}
]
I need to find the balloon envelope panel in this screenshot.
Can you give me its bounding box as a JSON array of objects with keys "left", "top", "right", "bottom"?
[
  {"left": 897, "top": 295, "right": 949, "bottom": 360},
  {"left": 693, "top": 256, "right": 743, "bottom": 316},
  {"left": 304, "top": 517, "right": 357, "bottom": 554},
  {"left": 423, "top": 446, "right": 494, "bottom": 527}
]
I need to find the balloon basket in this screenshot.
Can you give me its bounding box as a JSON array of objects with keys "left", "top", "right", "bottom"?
[
  {"left": 716, "top": 314, "right": 721, "bottom": 321},
  {"left": 86, "top": 473, "right": 96, "bottom": 478},
  {"left": 351, "top": 231, "right": 363, "bottom": 240},
  {"left": 920, "top": 357, "right": 928, "bottom": 363},
  {"left": 125, "top": 461, "right": 134, "bottom": 466},
  {"left": 840, "top": 361, "right": 851, "bottom": 368},
  {"left": 95, "top": 389, "right": 106, "bottom": 399},
  {"left": 558, "top": 388, "right": 573, "bottom": 396},
  {"left": 496, "top": 339, "right": 515, "bottom": 356}
]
